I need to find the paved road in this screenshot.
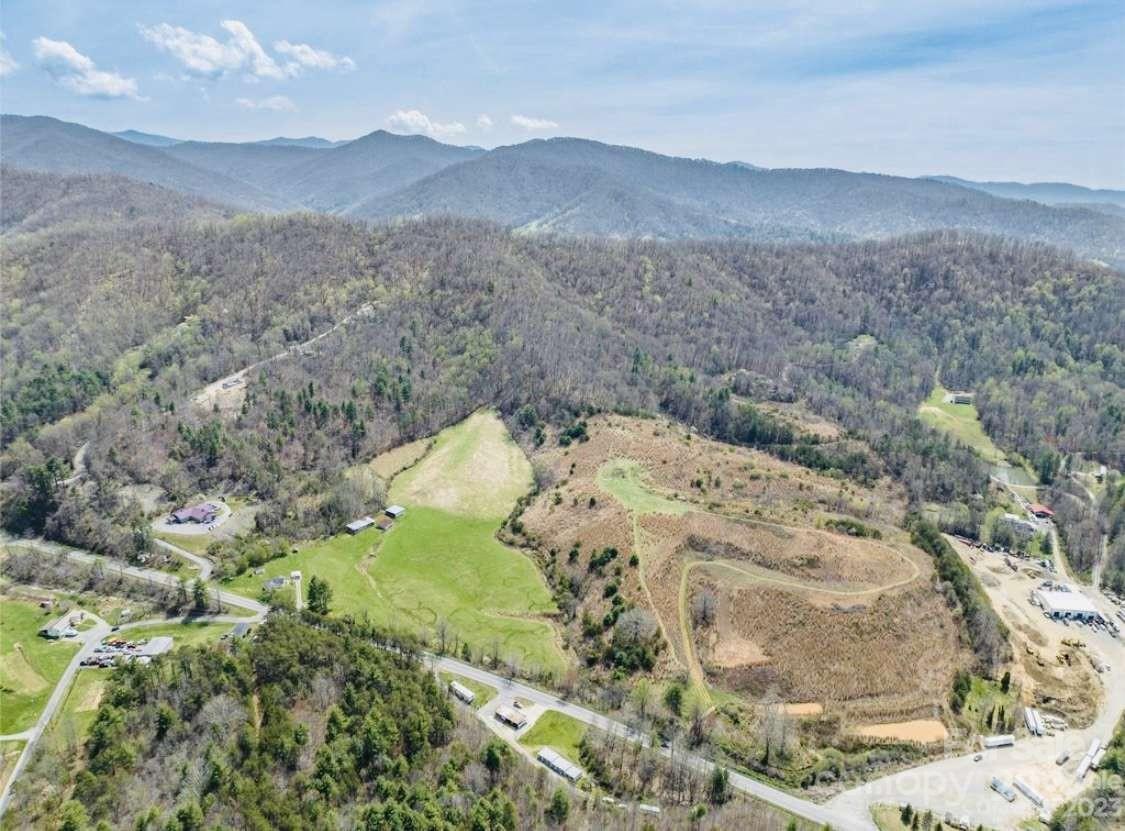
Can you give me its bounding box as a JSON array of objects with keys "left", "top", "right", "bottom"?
[
  {"left": 0, "top": 611, "right": 258, "bottom": 817},
  {"left": 430, "top": 654, "right": 874, "bottom": 831},
  {"left": 153, "top": 538, "right": 214, "bottom": 581},
  {"left": 1, "top": 536, "right": 266, "bottom": 618},
  {"left": 0, "top": 613, "right": 109, "bottom": 816}
]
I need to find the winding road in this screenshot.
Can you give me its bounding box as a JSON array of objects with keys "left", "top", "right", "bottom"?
[{"left": 0, "top": 605, "right": 265, "bottom": 816}]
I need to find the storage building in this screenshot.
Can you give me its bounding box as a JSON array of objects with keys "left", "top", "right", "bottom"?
[
  {"left": 385, "top": 505, "right": 406, "bottom": 519},
  {"left": 345, "top": 516, "right": 375, "bottom": 534},
  {"left": 495, "top": 706, "right": 528, "bottom": 730},
  {"left": 536, "top": 748, "right": 584, "bottom": 782}
]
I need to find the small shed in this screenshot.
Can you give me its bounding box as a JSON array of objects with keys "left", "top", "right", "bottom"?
[
  {"left": 345, "top": 516, "right": 376, "bottom": 534},
  {"left": 232, "top": 622, "right": 251, "bottom": 639},
  {"left": 376, "top": 516, "right": 394, "bottom": 531},
  {"left": 385, "top": 505, "right": 406, "bottom": 519},
  {"left": 264, "top": 576, "right": 287, "bottom": 591},
  {"left": 1029, "top": 504, "right": 1055, "bottom": 520}
]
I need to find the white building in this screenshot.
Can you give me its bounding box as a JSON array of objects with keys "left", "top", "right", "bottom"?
[
  {"left": 536, "top": 747, "right": 584, "bottom": 782},
  {"left": 345, "top": 516, "right": 375, "bottom": 534},
  {"left": 1035, "top": 588, "right": 1101, "bottom": 621},
  {"left": 385, "top": 505, "right": 406, "bottom": 519}
]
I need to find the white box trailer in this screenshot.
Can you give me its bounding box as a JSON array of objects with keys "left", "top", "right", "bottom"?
[
  {"left": 1013, "top": 778, "right": 1046, "bottom": 808},
  {"left": 983, "top": 734, "right": 1016, "bottom": 749},
  {"left": 1076, "top": 756, "right": 1094, "bottom": 780},
  {"left": 1023, "top": 708, "right": 1045, "bottom": 736},
  {"left": 448, "top": 680, "right": 475, "bottom": 705},
  {"left": 1091, "top": 748, "right": 1107, "bottom": 770}
]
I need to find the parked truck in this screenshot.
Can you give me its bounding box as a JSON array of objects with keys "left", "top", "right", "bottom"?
[
  {"left": 983, "top": 734, "right": 1016, "bottom": 749},
  {"left": 990, "top": 778, "right": 1017, "bottom": 802}
]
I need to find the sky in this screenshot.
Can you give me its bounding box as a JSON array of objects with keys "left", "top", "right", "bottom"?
[{"left": 1, "top": 0, "right": 1123, "bottom": 188}]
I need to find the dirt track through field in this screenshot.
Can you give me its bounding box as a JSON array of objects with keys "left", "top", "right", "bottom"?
[{"left": 600, "top": 457, "right": 926, "bottom": 712}]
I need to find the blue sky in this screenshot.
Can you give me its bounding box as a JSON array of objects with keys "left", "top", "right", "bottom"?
[{"left": 1, "top": 0, "right": 1122, "bottom": 187}]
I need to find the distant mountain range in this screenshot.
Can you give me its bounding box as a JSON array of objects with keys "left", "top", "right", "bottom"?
[
  {"left": 112, "top": 129, "right": 183, "bottom": 147},
  {"left": 4, "top": 114, "right": 1122, "bottom": 264},
  {"left": 928, "top": 175, "right": 1125, "bottom": 210}
]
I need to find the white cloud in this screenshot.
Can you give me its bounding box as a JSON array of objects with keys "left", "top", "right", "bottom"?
[
  {"left": 139, "top": 20, "right": 283, "bottom": 80},
  {"left": 32, "top": 37, "right": 142, "bottom": 99},
  {"left": 387, "top": 108, "right": 467, "bottom": 138},
  {"left": 476, "top": 113, "right": 493, "bottom": 130},
  {"left": 274, "top": 40, "right": 355, "bottom": 76},
  {"left": 510, "top": 114, "right": 558, "bottom": 131},
  {"left": 0, "top": 33, "right": 18, "bottom": 77},
  {"left": 235, "top": 94, "right": 297, "bottom": 111}
]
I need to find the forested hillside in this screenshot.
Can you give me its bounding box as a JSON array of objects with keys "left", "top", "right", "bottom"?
[
  {"left": 4, "top": 614, "right": 779, "bottom": 830},
  {"left": 0, "top": 168, "right": 231, "bottom": 234},
  {"left": 4, "top": 115, "right": 1123, "bottom": 263},
  {"left": 1, "top": 172, "right": 1121, "bottom": 553}
]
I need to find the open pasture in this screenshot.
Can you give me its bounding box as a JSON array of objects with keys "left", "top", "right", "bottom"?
[
  {"left": 0, "top": 598, "right": 79, "bottom": 734},
  {"left": 227, "top": 410, "right": 564, "bottom": 674}
]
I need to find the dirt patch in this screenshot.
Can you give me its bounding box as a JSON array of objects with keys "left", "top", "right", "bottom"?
[
  {"left": 783, "top": 702, "right": 824, "bottom": 717},
  {"left": 853, "top": 719, "right": 949, "bottom": 743}
]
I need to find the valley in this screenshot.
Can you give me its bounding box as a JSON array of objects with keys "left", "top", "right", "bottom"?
[{"left": 1, "top": 96, "right": 1123, "bottom": 831}]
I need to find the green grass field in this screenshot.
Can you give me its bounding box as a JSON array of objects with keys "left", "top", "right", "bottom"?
[
  {"left": 154, "top": 532, "right": 214, "bottom": 558},
  {"left": 518, "top": 711, "right": 587, "bottom": 765},
  {"left": 226, "top": 411, "right": 564, "bottom": 674},
  {"left": 596, "top": 458, "right": 691, "bottom": 515},
  {"left": 390, "top": 410, "right": 534, "bottom": 519},
  {"left": 224, "top": 530, "right": 377, "bottom": 609},
  {"left": 917, "top": 385, "right": 1007, "bottom": 464},
  {"left": 53, "top": 671, "right": 107, "bottom": 743},
  {"left": 438, "top": 671, "right": 497, "bottom": 710},
  {"left": 0, "top": 598, "right": 80, "bottom": 734},
  {"left": 961, "top": 676, "right": 1017, "bottom": 734},
  {"left": 126, "top": 619, "right": 239, "bottom": 648},
  {"left": 367, "top": 507, "right": 562, "bottom": 673}
]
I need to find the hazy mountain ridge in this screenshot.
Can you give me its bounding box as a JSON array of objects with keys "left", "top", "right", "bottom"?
[
  {"left": 112, "top": 129, "right": 183, "bottom": 147},
  {"left": 929, "top": 175, "right": 1125, "bottom": 208},
  {"left": 3, "top": 114, "right": 1122, "bottom": 263},
  {"left": 2, "top": 115, "right": 293, "bottom": 212}
]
